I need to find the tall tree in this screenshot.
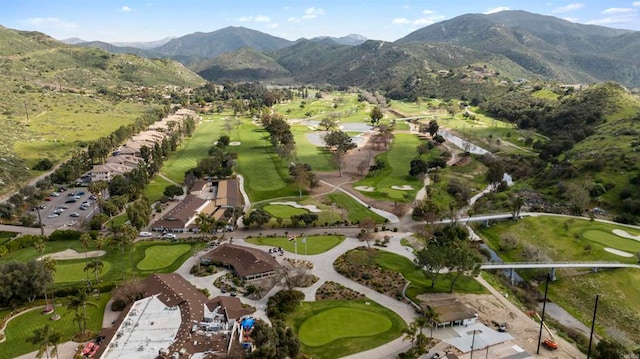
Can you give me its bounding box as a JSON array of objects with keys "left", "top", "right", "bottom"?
[
  {"left": 324, "top": 130, "right": 357, "bottom": 177},
  {"left": 84, "top": 259, "right": 104, "bottom": 294},
  {"left": 369, "top": 106, "right": 383, "bottom": 127}
]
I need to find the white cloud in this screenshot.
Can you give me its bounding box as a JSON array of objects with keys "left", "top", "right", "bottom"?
[
  {"left": 552, "top": 3, "right": 584, "bottom": 13},
  {"left": 392, "top": 18, "right": 411, "bottom": 25},
  {"left": 267, "top": 23, "right": 279, "bottom": 29},
  {"left": 239, "top": 15, "right": 272, "bottom": 23},
  {"left": 633, "top": 1, "right": 640, "bottom": 7},
  {"left": 601, "top": 7, "right": 635, "bottom": 14},
  {"left": 21, "top": 17, "right": 77, "bottom": 31},
  {"left": 288, "top": 17, "right": 301, "bottom": 23},
  {"left": 587, "top": 13, "right": 636, "bottom": 25},
  {"left": 413, "top": 15, "right": 446, "bottom": 26},
  {"left": 422, "top": 9, "right": 434, "bottom": 15},
  {"left": 303, "top": 6, "right": 325, "bottom": 19},
  {"left": 485, "top": 6, "right": 510, "bottom": 14},
  {"left": 120, "top": 6, "right": 134, "bottom": 12}
]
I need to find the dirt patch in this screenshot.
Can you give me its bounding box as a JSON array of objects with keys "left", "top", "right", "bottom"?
[{"left": 417, "top": 293, "right": 586, "bottom": 358}]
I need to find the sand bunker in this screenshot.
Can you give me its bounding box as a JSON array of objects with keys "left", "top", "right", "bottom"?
[
  {"left": 391, "top": 185, "right": 414, "bottom": 191},
  {"left": 270, "top": 201, "right": 321, "bottom": 213},
  {"left": 604, "top": 248, "right": 634, "bottom": 257},
  {"left": 354, "top": 186, "right": 375, "bottom": 192},
  {"left": 612, "top": 229, "right": 640, "bottom": 242},
  {"left": 229, "top": 141, "right": 241, "bottom": 146},
  {"left": 39, "top": 249, "right": 106, "bottom": 261}
]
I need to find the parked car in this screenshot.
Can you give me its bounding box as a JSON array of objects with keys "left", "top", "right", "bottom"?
[
  {"left": 50, "top": 192, "right": 60, "bottom": 197},
  {"left": 139, "top": 231, "right": 152, "bottom": 237},
  {"left": 65, "top": 198, "right": 77, "bottom": 203},
  {"left": 47, "top": 213, "right": 59, "bottom": 218},
  {"left": 162, "top": 233, "right": 177, "bottom": 240},
  {"left": 68, "top": 220, "right": 77, "bottom": 226},
  {"left": 89, "top": 194, "right": 98, "bottom": 200},
  {"left": 70, "top": 212, "right": 80, "bottom": 217}
]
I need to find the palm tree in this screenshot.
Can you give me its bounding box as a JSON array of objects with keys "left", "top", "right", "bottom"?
[
  {"left": 34, "top": 240, "right": 51, "bottom": 311},
  {"left": 402, "top": 320, "right": 418, "bottom": 348},
  {"left": 79, "top": 232, "right": 91, "bottom": 282},
  {"left": 28, "top": 323, "right": 62, "bottom": 359},
  {"left": 194, "top": 212, "right": 212, "bottom": 239},
  {"left": 423, "top": 306, "right": 440, "bottom": 339},
  {"left": 109, "top": 223, "right": 136, "bottom": 280},
  {"left": 84, "top": 259, "right": 104, "bottom": 294},
  {"left": 67, "top": 288, "right": 91, "bottom": 335}
]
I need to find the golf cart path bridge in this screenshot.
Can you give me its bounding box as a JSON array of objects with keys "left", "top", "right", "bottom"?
[{"left": 481, "top": 261, "right": 640, "bottom": 270}]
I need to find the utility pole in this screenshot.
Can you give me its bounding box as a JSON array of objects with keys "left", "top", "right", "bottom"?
[
  {"left": 537, "top": 273, "right": 551, "bottom": 354},
  {"left": 587, "top": 294, "right": 599, "bottom": 358}
]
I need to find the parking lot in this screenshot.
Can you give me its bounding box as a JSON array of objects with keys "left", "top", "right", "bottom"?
[{"left": 33, "top": 188, "right": 97, "bottom": 230}]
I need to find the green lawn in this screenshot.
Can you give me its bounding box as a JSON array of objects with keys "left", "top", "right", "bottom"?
[
  {"left": 55, "top": 259, "right": 112, "bottom": 283},
  {"left": 160, "top": 119, "right": 223, "bottom": 184},
  {"left": 244, "top": 235, "right": 345, "bottom": 255},
  {"left": 137, "top": 244, "right": 191, "bottom": 271},
  {"left": 0, "top": 294, "right": 109, "bottom": 359},
  {"left": 262, "top": 204, "right": 309, "bottom": 218},
  {"left": 298, "top": 307, "right": 392, "bottom": 346},
  {"left": 234, "top": 119, "right": 297, "bottom": 201},
  {"left": 286, "top": 299, "right": 406, "bottom": 359},
  {"left": 582, "top": 229, "right": 640, "bottom": 253},
  {"left": 326, "top": 192, "right": 386, "bottom": 223},
  {"left": 144, "top": 175, "right": 174, "bottom": 203},
  {"left": 291, "top": 125, "right": 334, "bottom": 172},
  {"left": 373, "top": 250, "right": 486, "bottom": 301},
  {"left": 354, "top": 133, "right": 422, "bottom": 202}
]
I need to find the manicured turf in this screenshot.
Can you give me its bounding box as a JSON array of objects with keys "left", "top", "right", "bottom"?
[
  {"left": 373, "top": 250, "right": 486, "bottom": 300},
  {"left": 262, "top": 204, "right": 309, "bottom": 218},
  {"left": 55, "top": 260, "right": 112, "bottom": 283},
  {"left": 299, "top": 307, "right": 392, "bottom": 346},
  {"left": 354, "top": 133, "right": 422, "bottom": 202},
  {"left": 286, "top": 299, "right": 406, "bottom": 359},
  {"left": 234, "top": 119, "right": 298, "bottom": 201},
  {"left": 144, "top": 175, "right": 174, "bottom": 203},
  {"left": 0, "top": 294, "right": 109, "bottom": 359},
  {"left": 160, "top": 119, "right": 222, "bottom": 184},
  {"left": 326, "top": 192, "right": 386, "bottom": 223},
  {"left": 244, "top": 235, "right": 344, "bottom": 255},
  {"left": 583, "top": 229, "right": 640, "bottom": 253},
  {"left": 137, "top": 244, "right": 191, "bottom": 271}
]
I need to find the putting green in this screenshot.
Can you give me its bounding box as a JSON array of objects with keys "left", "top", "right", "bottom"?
[
  {"left": 263, "top": 204, "right": 308, "bottom": 218},
  {"left": 583, "top": 229, "right": 640, "bottom": 253},
  {"left": 137, "top": 244, "right": 191, "bottom": 271},
  {"left": 55, "top": 261, "right": 112, "bottom": 283},
  {"left": 298, "top": 307, "right": 392, "bottom": 346}
]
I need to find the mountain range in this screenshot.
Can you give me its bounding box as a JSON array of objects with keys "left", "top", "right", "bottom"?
[{"left": 43, "top": 10, "right": 640, "bottom": 89}]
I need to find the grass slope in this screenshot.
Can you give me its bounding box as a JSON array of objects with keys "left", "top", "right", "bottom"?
[
  {"left": 0, "top": 294, "right": 109, "bottom": 359},
  {"left": 137, "top": 244, "right": 191, "bottom": 271},
  {"left": 476, "top": 216, "right": 640, "bottom": 344}
]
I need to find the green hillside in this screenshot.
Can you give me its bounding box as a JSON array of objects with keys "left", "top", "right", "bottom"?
[{"left": 0, "top": 25, "right": 205, "bottom": 195}]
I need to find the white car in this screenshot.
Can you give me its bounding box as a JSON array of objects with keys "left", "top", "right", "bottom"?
[
  {"left": 162, "top": 233, "right": 177, "bottom": 240},
  {"left": 68, "top": 220, "right": 77, "bottom": 226},
  {"left": 139, "top": 231, "right": 153, "bottom": 237},
  {"left": 47, "top": 213, "right": 59, "bottom": 218}
]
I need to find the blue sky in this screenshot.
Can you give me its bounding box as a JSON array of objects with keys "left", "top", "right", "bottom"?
[{"left": 2, "top": 1, "right": 640, "bottom": 43}]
